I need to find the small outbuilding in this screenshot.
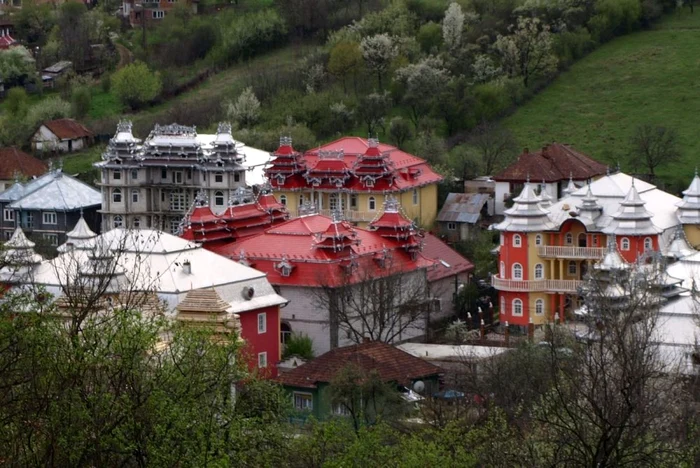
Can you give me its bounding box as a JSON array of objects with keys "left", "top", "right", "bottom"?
[{"left": 32, "top": 118, "right": 94, "bottom": 154}]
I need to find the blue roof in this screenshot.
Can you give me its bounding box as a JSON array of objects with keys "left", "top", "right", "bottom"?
[{"left": 0, "top": 170, "right": 101, "bottom": 211}]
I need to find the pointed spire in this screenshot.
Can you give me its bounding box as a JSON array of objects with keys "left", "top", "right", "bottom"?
[
  {"left": 676, "top": 171, "right": 700, "bottom": 225},
  {"left": 578, "top": 181, "right": 602, "bottom": 220},
  {"left": 539, "top": 180, "right": 553, "bottom": 209},
  {"left": 562, "top": 173, "right": 577, "bottom": 196},
  {"left": 602, "top": 179, "right": 660, "bottom": 235},
  {"left": 0, "top": 227, "right": 43, "bottom": 267},
  {"left": 664, "top": 225, "right": 695, "bottom": 260},
  {"left": 595, "top": 235, "right": 628, "bottom": 272},
  {"left": 58, "top": 215, "right": 98, "bottom": 252}
]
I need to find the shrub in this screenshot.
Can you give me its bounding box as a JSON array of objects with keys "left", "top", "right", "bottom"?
[
  {"left": 224, "top": 87, "right": 261, "bottom": 128},
  {"left": 71, "top": 86, "right": 92, "bottom": 119},
  {"left": 4, "top": 88, "right": 29, "bottom": 118},
  {"left": 472, "top": 81, "right": 511, "bottom": 121},
  {"left": 416, "top": 21, "right": 443, "bottom": 53},
  {"left": 282, "top": 333, "right": 315, "bottom": 360},
  {"left": 588, "top": 0, "right": 642, "bottom": 43},
  {"left": 554, "top": 27, "right": 597, "bottom": 65},
  {"left": 112, "top": 61, "right": 162, "bottom": 110}
]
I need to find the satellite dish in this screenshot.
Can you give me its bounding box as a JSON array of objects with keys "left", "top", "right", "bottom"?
[{"left": 413, "top": 380, "right": 425, "bottom": 393}]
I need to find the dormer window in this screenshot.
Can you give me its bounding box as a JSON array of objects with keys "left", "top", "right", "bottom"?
[
  {"left": 275, "top": 174, "right": 286, "bottom": 185},
  {"left": 276, "top": 258, "right": 294, "bottom": 277}
]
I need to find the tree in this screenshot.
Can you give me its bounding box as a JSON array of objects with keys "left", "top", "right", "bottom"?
[
  {"left": 494, "top": 16, "right": 558, "bottom": 87},
  {"left": 313, "top": 256, "right": 431, "bottom": 347},
  {"left": 225, "top": 87, "right": 261, "bottom": 128},
  {"left": 16, "top": 0, "right": 56, "bottom": 46},
  {"left": 466, "top": 121, "right": 518, "bottom": 176},
  {"left": 417, "top": 22, "right": 443, "bottom": 53},
  {"left": 112, "top": 62, "right": 162, "bottom": 110},
  {"left": 360, "top": 33, "right": 397, "bottom": 90},
  {"left": 627, "top": 123, "right": 681, "bottom": 181},
  {"left": 389, "top": 116, "right": 412, "bottom": 148},
  {"left": 4, "top": 87, "right": 30, "bottom": 118},
  {"left": 57, "top": 2, "right": 90, "bottom": 71},
  {"left": 394, "top": 57, "right": 451, "bottom": 130},
  {"left": 442, "top": 2, "right": 465, "bottom": 52},
  {"left": 0, "top": 46, "right": 38, "bottom": 88},
  {"left": 71, "top": 86, "right": 92, "bottom": 119},
  {"left": 283, "top": 333, "right": 315, "bottom": 360},
  {"left": 328, "top": 41, "right": 363, "bottom": 95},
  {"left": 357, "top": 92, "right": 390, "bottom": 136}
]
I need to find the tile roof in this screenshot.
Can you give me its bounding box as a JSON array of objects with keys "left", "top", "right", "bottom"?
[
  {"left": 277, "top": 341, "right": 442, "bottom": 389},
  {"left": 421, "top": 234, "right": 474, "bottom": 281},
  {"left": 42, "top": 118, "right": 93, "bottom": 140},
  {"left": 493, "top": 143, "right": 607, "bottom": 183},
  {"left": 436, "top": 192, "right": 490, "bottom": 224},
  {"left": 266, "top": 137, "right": 443, "bottom": 192},
  {"left": 0, "top": 147, "right": 47, "bottom": 180},
  {"left": 5, "top": 170, "right": 101, "bottom": 210}
]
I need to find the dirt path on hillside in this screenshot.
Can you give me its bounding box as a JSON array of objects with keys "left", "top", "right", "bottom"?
[{"left": 116, "top": 43, "right": 133, "bottom": 69}]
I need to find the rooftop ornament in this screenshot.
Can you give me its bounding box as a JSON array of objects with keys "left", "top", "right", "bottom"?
[{"left": 298, "top": 200, "right": 318, "bottom": 217}]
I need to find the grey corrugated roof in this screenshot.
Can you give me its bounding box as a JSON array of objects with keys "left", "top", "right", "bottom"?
[
  {"left": 0, "top": 176, "right": 53, "bottom": 203},
  {"left": 437, "top": 192, "right": 490, "bottom": 224},
  {"left": 7, "top": 170, "right": 101, "bottom": 210}
]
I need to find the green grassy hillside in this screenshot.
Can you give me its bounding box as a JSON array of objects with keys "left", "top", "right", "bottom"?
[{"left": 502, "top": 11, "right": 700, "bottom": 192}]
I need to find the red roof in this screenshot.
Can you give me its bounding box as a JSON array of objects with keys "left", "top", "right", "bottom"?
[
  {"left": 493, "top": 143, "right": 607, "bottom": 183},
  {"left": 213, "top": 212, "right": 437, "bottom": 288},
  {"left": 42, "top": 119, "right": 93, "bottom": 140},
  {"left": 421, "top": 234, "right": 474, "bottom": 282},
  {"left": 181, "top": 193, "right": 289, "bottom": 247},
  {"left": 266, "top": 137, "right": 442, "bottom": 192},
  {"left": 0, "top": 147, "right": 48, "bottom": 180},
  {"left": 277, "top": 341, "right": 442, "bottom": 389},
  {"left": 0, "top": 35, "right": 16, "bottom": 50}
]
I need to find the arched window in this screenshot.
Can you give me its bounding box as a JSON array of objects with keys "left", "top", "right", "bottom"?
[
  {"left": 368, "top": 196, "right": 376, "bottom": 211},
  {"left": 131, "top": 189, "right": 139, "bottom": 204},
  {"left": 112, "top": 188, "right": 122, "bottom": 203},
  {"left": 214, "top": 191, "right": 224, "bottom": 206},
  {"left": 644, "top": 237, "right": 652, "bottom": 251},
  {"left": 512, "top": 263, "right": 523, "bottom": 280},
  {"left": 500, "top": 234, "right": 504, "bottom": 246},
  {"left": 535, "top": 234, "right": 543, "bottom": 246},
  {"left": 578, "top": 233, "right": 587, "bottom": 247},
  {"left": 500, "top": 261, "right": 505, "bottom": 277},
  {"left": 565, "top": 233, "right": 573, "bottom": 244},
  {"left": 513, "top": 234, "right": 522, "bottom": 247},
  {"left": 621, "top": 237, "right": 630, "bottom": 251},
  {"left": 113, "top": 215, "right": 123, "bottom": 228},
  {"left": 279, "top": 195, "right": 287, "bottom": 206},
  {"left": 500, "top": 297, "right": 506, "bottom": 315},
  {"left": 534, "top": 264, "right": 544, "bottom": 279},
  {"left": 535, "top": 299, "right": 544, "bottom": 315},
  {"left": 568, "top": 261, "right": 577, "bottom": 275},
  {"left": 513, "top": 299, "right": 523, "bottom": 316}
]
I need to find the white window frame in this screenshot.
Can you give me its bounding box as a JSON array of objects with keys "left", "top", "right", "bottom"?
[
  {"left": 621, "top": 237, "right": 630, "bottom": 251},
  {"left": 133, "top": 217, "right": 141, "bottom": 228},
  {"left": 113, "top": 215, "right": 123, "bottom": 228},
  {"left": 565, "top": 233, "right": 573, "bottom": 245},
  {"left": 132, "top": 189, "right": 140, "bottom": 204},
  {"left": 412, "top": 188, "right": 419, "bottom": 205},
  {"left": 294, "top": 392, "right": 313, "bottom": 411},
  {"left": 43, "top": 233, "right": 58, "bottom": 246},
  {"left": 279, "top": 195, "right": 287, "bottom": 206},
  {"left": 214, "top": 191, "right": 225, "bottom": 206},
  {"left": 131, "top": 169, "right": 138, "bottom": 180},
  {"left": 113, "top": 170, "right": 121, "bottom": 180},
  {"left": 368, "top": 196, "right": 376, "bottom": 211},
  {"left": 512, "top": 263, "right": 523, "bottom": 280},
  {"left": 534, "top": 263, "right": 544, "bottom": 280},
  {"left": 513, "top": 234, "right": 522, "bottom": 247},
  {"left": 173, "top": 171, "right": 183, "bottom": 184},
  {"left": 170, "top": 191, "right": 186, "bottom": 211},
  {"left": 500, "top": 261, "right": 505, "bottom": 277},
  {"left": 42, "top": 212, "right": 57, "bottom": 225},
  {"left": 258, "top": 352, "right": 267, "bottom": 368},
  {"left": 152, "top": 9, "right": 164, "bottom": 18},
  {"left": 3, "top": 208, "right": 14, "bottom": 222},
  {"left": 535, "top": 299, "right": 544, "bottom": 316},
  {"left": 113, "top": 188, "right": 122, "bottom": 203},
  {"left": 568, "top": 261, "right": 577, "bottom": 275},
  {"left": 257, "top": 312, "right": 267, "bottom": 334},
  {"left": 500, "top": 296, "right": 505, "bottom": 314},
  {"left": 447, "top": 222, "right": 457, "bottom": 231},
  {"left": 512, "top": 299, "right": 523, "bottom": 316},
  {"left": 215, "top": 172, "right": 224, "bottom": 183}
]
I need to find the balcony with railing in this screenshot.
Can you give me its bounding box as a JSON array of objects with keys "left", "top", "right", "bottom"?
[
  {"left": 537, "top": 245, "right": 606, "bottom": 259},
  {"left": 317, "top": 209, "right": 378, "bottom": 222},
  {"left": 491, "top": 275, "right": 582, "bottom": 293}
]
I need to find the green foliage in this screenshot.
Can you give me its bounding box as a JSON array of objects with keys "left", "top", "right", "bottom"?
[
  {"left": 0, "top": 46, "right": 38, "bottom": 88},
  {"left": 112, "top": 61, "right": 162, "bottom": 109},
  {"left": 15, "top": 0, "right": 56, "bottom": 46},
  {"left": 282, "top": 333, "right": 315, "bottom": 360},
  {"left": 209, "top": 9, "right": 287, "bottom": 67},
  {"left": 588, "top": 0, "right": 642, "bottom": 42},
  {"left": 553, "top": 26, "right": 597, "bottom": 65},
  {"left": 416, "top": 21, "right": 443, "bottom": 53},
  {"left": 328, "top": 41, "right": 363, "bottom": 94},
  {"left": 353, "top": 2, "right": 419, "bottom": 37},
  {"left": 225, "top": 86, "right": 261, "bottom": 128},
  {"left": 71, "top": 86, "right": 92, "bottom": 118},
  {"left": 4, "top": 87, "right": 30, "bottom": 118},
  {"left": 454, "top": 230, "right": 497, "bottom": 279}
]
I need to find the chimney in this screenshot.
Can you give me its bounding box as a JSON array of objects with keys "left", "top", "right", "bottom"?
[{"left": 182, "top": 260, "right": 191, "bottom": 275}]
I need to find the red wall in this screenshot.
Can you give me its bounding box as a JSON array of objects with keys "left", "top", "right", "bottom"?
[
  {"left": 238, "top": 305, "right": 281, "bottom": 378},
  {"left": 500, "top": 291, "right": 530, "bottom": 326},
  {"left": 616, "top": 235, "right": 658, "bottom": 263},
  {"left": 499, "top": 232, "right": 529, "bottom": 280}
]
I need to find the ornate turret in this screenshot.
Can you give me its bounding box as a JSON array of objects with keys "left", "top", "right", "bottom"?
[
  {"left": 304, "top": 149, "right": 351, "bottom": 188},
  {"left": 176, "top": 288, "right": 242, "bottom": 339},
  {"left": 211, "top": 122, "right": 245, "bottom": 165},
  {"left": 664, "top": 226, "right": 695, "bottom": 261},
  {"left": 368, "top": 197, "right": 422, "bottom": 256},
  {"left": 562, "top": 174, "right": 577, "bottom": 197},
  {"left": 352, "top": 138, "right": 395, "bottom": 189},
  {"left": 102, "top": 120, "right": 142, "bottom": 162},
  {"left": 578, "top": 182, "right": 603, "bottom": 221},
  {"left": 314, "top": 212, "right": 360, "bottom": 253},
  {"left": 0, "top": 227, "right": 43, "bottom": 278},
  {"left": 538, "top": 181, "right": 553, "bottom": 209},
  {"left": 58, "top": 215, "right": 98, "bottom": 252},
  {"left": 495, "top": 181, "right": 555, "bottom": 232},
  {"left": 602, "top": 179, "right": 661, "bottom": 236},
  {"left": 676, "top": 169, "right": 700, "bottom": 225},
  {"left": 594, "top": 236, "right": 629, "bottom": 273},
  {"left": 266, "top": 136, "right": 306, "bottom": 188}
]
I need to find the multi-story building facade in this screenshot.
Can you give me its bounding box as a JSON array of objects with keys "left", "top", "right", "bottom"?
[
  {"left": 122, "top": 0, "right": 197, "bottom": 27},
  {"left": 96, "top": 121, "right": 271, "bottom": 234},
  {"left": 493, "top": 171, "right": 700, "bottom": 328},
  {"left": 266, "top": 137, "right": 443, "bottom": 228}
]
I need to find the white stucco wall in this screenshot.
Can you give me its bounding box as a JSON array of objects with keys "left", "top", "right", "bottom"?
[{"left": 32, "top": 126, "right": 85, "bottom": 153}]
